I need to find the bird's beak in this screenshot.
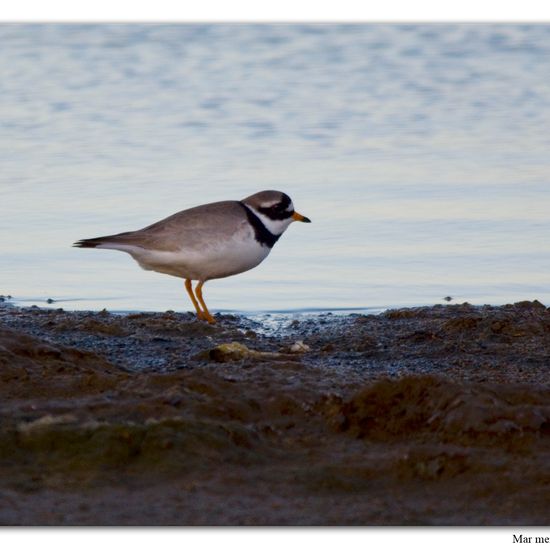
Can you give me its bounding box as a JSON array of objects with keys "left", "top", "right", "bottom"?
[{"left": 292, "top": 211, "right": 311, "bottom": 223}]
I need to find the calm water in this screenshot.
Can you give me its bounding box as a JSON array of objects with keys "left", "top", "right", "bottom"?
[{"left": 2, "top": 24, "right": 550, "bottom": 313}]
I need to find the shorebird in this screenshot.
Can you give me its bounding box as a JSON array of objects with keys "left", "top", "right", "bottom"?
[{"left": 74, "top": 190, "right": 311, "bottom": 323}]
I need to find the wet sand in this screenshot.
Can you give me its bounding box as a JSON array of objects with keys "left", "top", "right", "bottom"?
[{"left": 1, "top": 299, "right": 550, "bottom": 525}]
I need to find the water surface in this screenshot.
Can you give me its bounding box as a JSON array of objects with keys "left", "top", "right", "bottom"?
[{"left": 2, "top": 24, "right": 550, "bottom": 312}]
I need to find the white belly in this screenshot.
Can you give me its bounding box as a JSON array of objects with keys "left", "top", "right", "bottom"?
[{"left": 103, "top": 234, "right": 271, "bottom": 281}]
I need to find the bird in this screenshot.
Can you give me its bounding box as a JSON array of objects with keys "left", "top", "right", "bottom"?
[{"left": 74, "top": 190, "right": 311, "bottom": 324}]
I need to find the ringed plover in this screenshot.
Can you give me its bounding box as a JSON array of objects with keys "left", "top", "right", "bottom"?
[{"left": 74, "top": 190, "right": 311, "bottom": 323}]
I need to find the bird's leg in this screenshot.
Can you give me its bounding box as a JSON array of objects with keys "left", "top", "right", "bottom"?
[
  {"left": 185, "top": 278, "right": 207, "bottom": 320},
  {"left": 195, "top": 281, "right": 216, "bottom": 324}
]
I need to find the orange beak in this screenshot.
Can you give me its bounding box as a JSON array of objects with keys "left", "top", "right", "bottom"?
[{"left": 292, "top": 211, "right": 311, "bottom": 223}]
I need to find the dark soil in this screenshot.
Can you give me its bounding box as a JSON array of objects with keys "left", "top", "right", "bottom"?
[{"left": 1, "top": 300, "right": 550, "bottom": 525}]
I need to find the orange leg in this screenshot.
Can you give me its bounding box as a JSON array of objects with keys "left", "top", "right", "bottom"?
[
  {"left": 195, "top": 281, "right": 216, "bottom": 324},
  {"left": 185, "top": 278, "right": 206, "bottom": 320}
]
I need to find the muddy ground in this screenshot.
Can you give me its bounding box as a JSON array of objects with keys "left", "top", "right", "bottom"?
[{"left": 1, "top": 299, "right": 550, "bottom": 525}]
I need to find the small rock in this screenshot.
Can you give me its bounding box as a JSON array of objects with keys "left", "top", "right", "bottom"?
[
  {"left": 289, "top": 340, "right": 311, "bottom": 353},
  {"left": 206, "top": 342, "right": 257, "bottom": 362}
]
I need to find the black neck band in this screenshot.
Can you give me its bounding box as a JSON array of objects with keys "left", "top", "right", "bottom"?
[{"left": 238, "top": 202, "right": 280, "bottom": 248}]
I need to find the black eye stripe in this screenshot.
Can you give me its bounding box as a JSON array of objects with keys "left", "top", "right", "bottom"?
[
  {"left": 257, "top": 194, "right": 293, "bottom": 218},
  {"left": 258, "top": 205, "right": 293, "bottom": 220}
]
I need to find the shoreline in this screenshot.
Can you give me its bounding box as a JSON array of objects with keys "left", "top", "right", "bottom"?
[{"left": 1, "top": 300, "right": 550, "bottom": 525}]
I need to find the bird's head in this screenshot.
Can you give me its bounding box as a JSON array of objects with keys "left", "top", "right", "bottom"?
[{"left": 241, "top": 190, "right": 311, "bottom": 236}]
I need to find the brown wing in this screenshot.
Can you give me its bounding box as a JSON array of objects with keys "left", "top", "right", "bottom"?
[{"left": 74, "top": 201, "right": 249, "bottom": 251}]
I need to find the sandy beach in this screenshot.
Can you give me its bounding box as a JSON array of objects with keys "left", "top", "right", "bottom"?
[{"left": 1, "top": 298, "right": 549, "bottom": 525}]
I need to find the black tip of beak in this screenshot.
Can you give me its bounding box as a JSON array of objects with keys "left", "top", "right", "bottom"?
[{"left": 302, "top": 216, "right": 312, "bottom": 223}]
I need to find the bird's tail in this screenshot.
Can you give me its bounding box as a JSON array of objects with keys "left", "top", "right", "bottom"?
[
  {"left": 73, "top": 230, "right": 135, "bottom": 249},
  {"left": 73, "top": 237, "right": 105, "bottom": 248}
]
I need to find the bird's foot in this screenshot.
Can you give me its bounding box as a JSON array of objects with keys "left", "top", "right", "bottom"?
[
  {"left": 204, "top": 313, "right": 216, "bottom": 324},
  {"left": 196, "top": 311, "right": 216, "bottom": 324}
]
